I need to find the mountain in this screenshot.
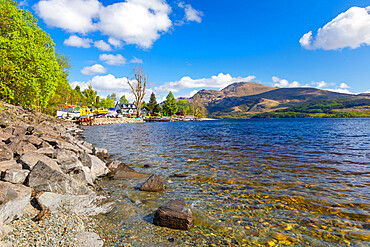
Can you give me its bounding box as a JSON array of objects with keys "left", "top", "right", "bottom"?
[
  {"left": 190, "top": 82, "right": 277, "bottom": 104},
  {"left": 204, "top": 87, "right": 357, "bottom": 117}
]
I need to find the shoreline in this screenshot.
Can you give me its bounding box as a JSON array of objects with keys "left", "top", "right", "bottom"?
[{"left": 0, "top": 102, "right": 120, "bottom": 246}]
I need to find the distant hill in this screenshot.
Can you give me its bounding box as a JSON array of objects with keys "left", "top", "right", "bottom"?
[
  {"left": 189, "top": 82, "right": 276, "bottom": 104},
  {"left": 205, "top": 87, "right": 358, "bottom": 117}
]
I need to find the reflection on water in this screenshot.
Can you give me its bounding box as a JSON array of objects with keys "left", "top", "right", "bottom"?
[{"left": 83, "top": 118, "right": 370, "bottom": 246}]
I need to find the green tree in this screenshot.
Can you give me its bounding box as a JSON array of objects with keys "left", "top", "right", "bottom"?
[
  {"left": 108, "top": 93, "right": 117, "bottom": 103},
  {"left": 0, "top": 1, "right": 70, "bottom": 110},
  {"left": 82, "top": 85, "right": 97, "bottom": 106},
  {"left": 100, "top": 97, "right": 115, "bottom": 108},
  {"left": 177, "top": 99, "right": 190, "bottom": 115},
  {"left": 146, "top": 92, "right": 158, "bottom": 113},
  {"left": 163, "top": 91, "right": 178, "bottom": 116},
  {"left": 119, "top": 95, "right": 129, "bottom": 103}
]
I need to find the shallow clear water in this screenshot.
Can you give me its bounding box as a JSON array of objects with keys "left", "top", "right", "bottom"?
[{"left": 83, "top": 118, "right": 370, "bottom": 246}]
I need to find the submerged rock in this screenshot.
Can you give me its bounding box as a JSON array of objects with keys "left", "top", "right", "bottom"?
[
  {"left": 139, "top": 174, "right": 169, "bottom": 192},
  {"left": 153, "top": 199, "right": 194, "bottom": 230}
]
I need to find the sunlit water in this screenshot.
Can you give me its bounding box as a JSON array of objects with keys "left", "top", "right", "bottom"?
[{"left": 83, "top": 118, "right": 370, "bottom": 246}]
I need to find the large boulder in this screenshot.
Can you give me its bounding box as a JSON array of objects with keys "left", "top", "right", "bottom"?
[
  {"left": 18, "top": 153, "right": 61, "bottom": 172},
  {"left": 80, "top": 154, "right": 109, "bottom": 180},
  {"left": 139, "top": 174, "right": 169, "bottom": 192},
  {"left": 68, "top": 166, "right": 94, "bottom": 186},
  {"left": 52, "top": 149, "right": 83, "bottom": 173},
  {"left": 0, "top": 145, "right": 13, "bottom": 162},
  {"left": 2, "top": 169, "right": 29, "bottom": 184},
  {"left": 75, "top": 232, "right": 104, "bottom": 247},
  {"left": 0, "top": 181, "right": 32, "bottom": 225},
  {"left": 110, "top": 163, "right": 147, "bottom": 180},
  {"left": 0, "top": 160, "right": 22, "bottom": 173},
  {"left": 27, "top": 161, "right": 92, "bottom": 195},
  {"left": 56, "top": 141, "right": 83, "bottom": 154},
  {"left": 34, "top": 147, "right": 55, "bottom": 157},
  {"left": 24, "top": 135, "right": 43, "bottom": 147},
  {"left": 153, "top": 199, "right": 194, "bottom": 230},
  {"left": 36, "top": 192, "right": 114, "bottom": 216},
  {"left": 0, "top": 132, "right": 12, "bottom": 142}
]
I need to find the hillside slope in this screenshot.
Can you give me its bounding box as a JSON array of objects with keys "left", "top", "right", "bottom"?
[{"left": 206, "top": 87, "right": 356, "bottom": 117}]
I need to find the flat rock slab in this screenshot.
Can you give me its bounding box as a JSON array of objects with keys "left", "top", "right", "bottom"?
[
  {"left": 2, "top": 169, "right": 29, "bottom": 184},
  {"left": 37, "top": 192, "right": 114, "bottom": 216},
  {"left": 139, "top": 174, "right": 169, "bottom": 192},
  {"left": 0, "top": 160, "right": 22, "bottom": 173},
  {"left": 27, "top": 161, "right": 92, "bottom": 195},
  {"left": 75, "top": 232, "right": 104, "bottom": 247},
  {"left": 18, "top": 152, "right": 61, "bottom": 172},
  {"left": 153, "top": 199, "right": 194, "bottom": 230},
  {"left": 0, "top": 181, "right": 32, "bottom": 225}
]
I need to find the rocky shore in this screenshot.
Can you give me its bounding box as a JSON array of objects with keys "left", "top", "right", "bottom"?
[
  {"left": 0, "top": 101, "right": 117, "bottom": 246},
  {"left": 0, "top": 101, "right": 193, "bottom": 246}
]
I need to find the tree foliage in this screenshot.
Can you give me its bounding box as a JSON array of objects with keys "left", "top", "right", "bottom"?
[
  {"left": 0, "top": 1, "right": 70, "bottom": 110},
  {"left": 146, "top": 92, "right": 158, "bottom": 113},
  {"left": 100, "top": 97, "right": 115, "bottom": 109},
  {"left": 119, "top": 95, "right": 129, "bottom": 103},
  {"left": 177, "top": 99, "right": 190, "bottom": 115},
  {"left": 163, "top": 91, "right": 178, "bottom": 116},
  {"left": 82, "top": 85, "right": 98, "bottom": 107}
]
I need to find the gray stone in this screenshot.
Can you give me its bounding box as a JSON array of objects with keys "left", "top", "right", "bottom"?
[
  {"left": 0, "top": 181, "right": 32, "bottom": 225},
  {"left": 75, "top": 141, "right": 93, "bottom": 154},
  {"left": 18, "top": 153, "right": 61, "bottom": 172},
  {"left": 0, "top": 160, "right": 22, "bottom": 173},
  {"left": 75, "top": 231, "right": 104, "bottom": 247},
  {"left": 80, "top": 154, "right": 109, "bottom": 180},
  {"left": 40, "top": 135, "right": 59, "bottom": 146},
  {"left": 0, "top": 145, "right": 13, "bottom": 162},
  {"left": 92, "top": 147, "right": 107, "bottom": 155},
  {"left": 0, "top": 132, "right": 12, "bottom": 142},
  {"left": 106, "top": 160, "right": 122, "bottom": 171},
  {"left": 36, "top": 192, "right": 114, "bottom": 216},
  {"left": 34, "top": 147, "right": 55, "bottom": 158},
  {"left": 12, "top": 126, "right": 27, "bottom": 136},
  {"left": 0, "top": 223, "right": 12, "bottom": 241},
  {"left": 24, "top": 135, "right": 43, "bottom": 147},
  {"left": 52, "top": 149, "right": 83, "bottom": 173},
  {"left": 153, "top": 199, "right": 194, "bottom": 230},
  {"left": 68, "top": 166, "right": 94, "bottom": 186},
  {"left": 2, "top": 169, "right": 29, "bottom": 184},
  {"left": 56, "top": 141, "right": 83, "bottom": 154},
  {"left": 139, "top": 174, "right": 169, "bottom": 192},
  {"left": 27, "top": 161, "right": 92, "bottom": 195}
]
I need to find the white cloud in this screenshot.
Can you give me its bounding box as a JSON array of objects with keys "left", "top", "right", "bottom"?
[
  {"left": 178, "top": 2, "right": 203, "bottom": 23},
  {"left": 300, "top": 6, "right": 370, "bottom": 50},
  {"left": 19, "top": 0, "right": 28, "bottom": 6},
  {"left": 70, "top": 81, "right": 89, "bottom": 91},
  {"left": 70, "top": 74, "right": 136, "bottom": 102},
  {"left": 98, "top": 0, "right": 172, "bottom": 48},
  {"left": 81, "top": 64, "right": 107, "bottom": 75},
  {"left": 108, "top": 37, "right": 123, "bottom": 49},
  {"left": 155, "top": 73, "right": 256, "bottom": 93},
  {"left": 63, "top": 35, "right": 92, "bottom": 48},
  {"left": 326, "top": 88, "right": 354, "bottom": 94},
  {"left": 130, "top": 56, "right": 144, "bottom": 64},
  {"left": 99, "top": 54, "right": 126, "bottom": 65},
  {"left": 34, "top": 0, "right": 101, "bottom": 34},
  {"left": 34, "top": 0, "right": 204, "bottom": 49},
  {"left": 363, "top": 89, "right": 370, "bottom": 93},
  {"left": 340, "top": 83, "right": 350, "bottom": 89},
  {"left": 272, "top": 76, "right": 301, "bottom": 88},
  {"left": 94, "top": 40, "right": 112, "bottom": 51},
  {"left": 314, "top": 81, "right": 328, "bottom": 88}
]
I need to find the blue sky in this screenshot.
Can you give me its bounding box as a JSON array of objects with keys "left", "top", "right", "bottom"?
[{"left": 21, "top": 0, "right": 370, "bottom": 102}]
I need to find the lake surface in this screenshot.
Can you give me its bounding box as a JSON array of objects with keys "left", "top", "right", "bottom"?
[{"left": 83, "top": 118, "right": 370, "bottom": 246}]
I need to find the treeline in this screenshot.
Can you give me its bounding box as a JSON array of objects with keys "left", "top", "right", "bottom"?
[
  {"left": 144, "top": 91, "right": 205, "bottom": 117},
  {"left": 275, "top": 98, "right": 370, "bottom": 114},
  {"left": 0, "top": 1, "right": 71, "bottom": 114}
]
